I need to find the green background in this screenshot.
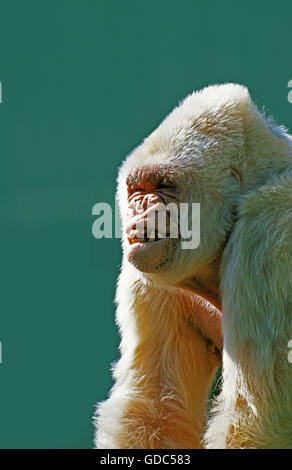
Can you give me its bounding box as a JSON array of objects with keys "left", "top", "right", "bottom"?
[{"left": 0, "top": 1, "right": 291, "bottom": 448}]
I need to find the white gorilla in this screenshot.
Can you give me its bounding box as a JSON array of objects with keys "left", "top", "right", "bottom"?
[{"left": 95, "top": 84, "right": 292, "bottom": 449}]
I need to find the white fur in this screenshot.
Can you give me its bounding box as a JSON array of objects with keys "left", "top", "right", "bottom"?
[{"left": 95, "top": 83, "right": 292, "bottom": 448}]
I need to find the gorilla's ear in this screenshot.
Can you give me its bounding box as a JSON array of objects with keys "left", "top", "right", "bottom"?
[{"left": 221, "top": 171, "right": 292, "bottom": 374}]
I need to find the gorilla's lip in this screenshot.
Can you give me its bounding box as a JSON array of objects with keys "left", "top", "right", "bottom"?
[
  {"left": 126, "top": 235, "right": 178, "bottom": 273},
  {"left": 128, "top": 238, "right": 166, "bottom": 248},
  {"left": 127, "top": 236, "right": 170, "bottom": 251},
  {"left": 126, "top": 207, "right": 176, "bottom": 244},
  {"left": 127, "top": 233, "right": 171, "bottom": 245},
  {"left": 127, "top": 236, "right": 173, "bottom": 265}
]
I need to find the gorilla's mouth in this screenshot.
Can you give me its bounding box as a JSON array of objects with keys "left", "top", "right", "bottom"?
[
  {"left": 125, "top": 201, "right": 179, "bottom": 272},
  {"left": 127, "top": 230, "right": 172, "bottom": 245},
  {"left": 128, "top": 237, "right": 169, "bottom": 244},
  {"left": 126, "top": 203, "right": 176, "bottom": 247},
  {"left": 125, "top": 186, "right": 179, "bottom": 246},
  {"left": 126, "top": 230, "right": 177, "bottom": 273}
]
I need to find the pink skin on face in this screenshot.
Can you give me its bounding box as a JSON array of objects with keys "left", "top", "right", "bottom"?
[{"left": 125, "top": 178, "right": 179, "bottom": 272}]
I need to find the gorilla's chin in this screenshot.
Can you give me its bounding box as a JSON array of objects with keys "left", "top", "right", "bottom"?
[{"left": 127, "top": 237, "right": 178, "bottom": 273}]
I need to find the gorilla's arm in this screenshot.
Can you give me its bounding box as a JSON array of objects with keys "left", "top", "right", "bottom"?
[
  {"left": 205, "top": 172, "right": 292, "bottom": 448},
  {"left": 95, "top": 264, "right": 221, "bottom": 449}
]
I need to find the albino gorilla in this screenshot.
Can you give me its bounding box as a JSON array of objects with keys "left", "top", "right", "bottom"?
[{"left": 95, "top": 84, "right": 292, "bottom": 449}]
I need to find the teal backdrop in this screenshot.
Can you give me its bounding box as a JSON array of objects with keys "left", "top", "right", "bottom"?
[{"left": 0, "top": 1, "right": 291, "bottom": 448}]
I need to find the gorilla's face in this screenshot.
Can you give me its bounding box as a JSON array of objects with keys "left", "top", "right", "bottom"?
[{"left": 124, "top": 166, "right": 180, "bottom": 273}]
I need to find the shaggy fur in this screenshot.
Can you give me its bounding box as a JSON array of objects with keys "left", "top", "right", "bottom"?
[{"left": 95, "top": 83, "right": 292, "bottom": 449}]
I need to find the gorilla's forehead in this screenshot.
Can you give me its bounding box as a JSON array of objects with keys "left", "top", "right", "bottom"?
[
  {"left": 151, "top": 82, "right": 250, "bottom": 140},
  {"left": 126, "top": 83, "right": 249, "bottom": 167},
  {"left": 119, "top": 83, "right": 252, "bottom": 183}
]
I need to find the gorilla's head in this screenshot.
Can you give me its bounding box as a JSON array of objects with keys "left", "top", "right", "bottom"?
[{"left": 117, "top": 83, "right": 291, "bottom": 304}]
